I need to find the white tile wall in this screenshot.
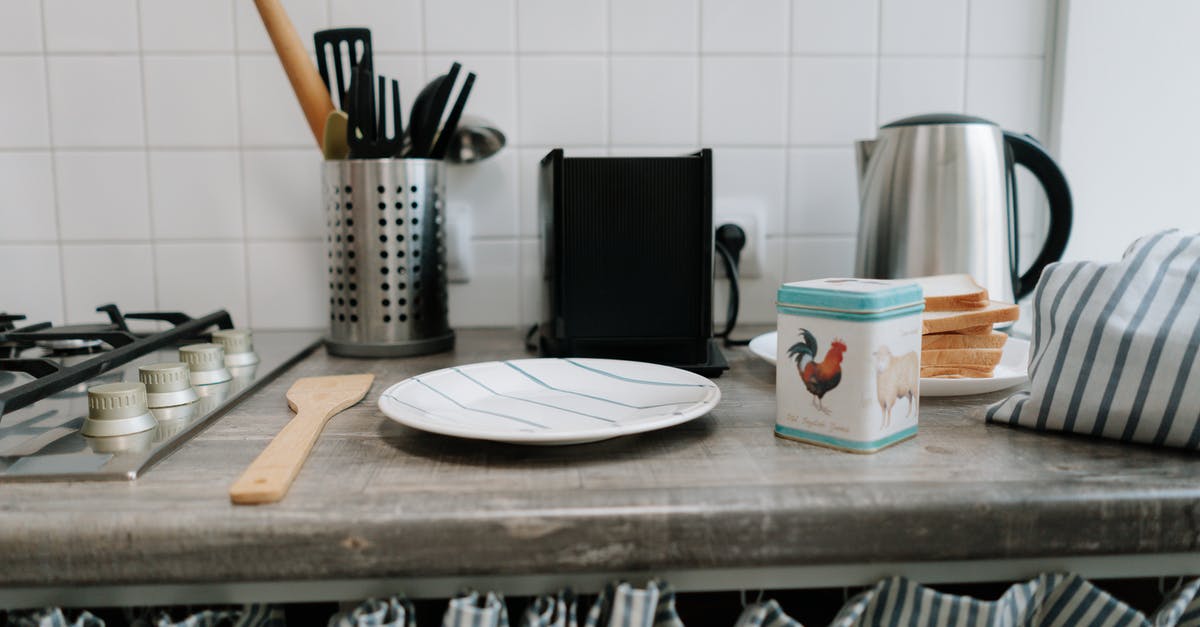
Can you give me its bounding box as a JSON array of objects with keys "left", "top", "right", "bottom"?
[
  {"left": 47, "top": 56, "right": 145, "bottom": 147},
  {"left": 877, "top": 57, "right": 965, "bottom": 124},
  {"left": 147, "top": 151, "right": 244, "bottom": 239},
  {"left": 880, "top": 0, "right": 968, "bottom": 56},
  {"left": 0, "top": 153, "right": 57, "bottom": 241},
  {"left": 43, "top": 0, "right": 139, "bottom": 52},
  {"left": 791, "top": 0, "right": 877, "bottom": 55},
  {"left": 611, "top": 56, "right": 699, "bottom": 146},
  {"left": 0, "top": 0, "right": 44, "bottom": 53},
  {"left": 701, "top": 57, "right": 788, "bottom": 145},
  {"left": 701, "top": 0, "right": 790, "bottom": 54},
  {"left": 55, "top": 151, "right": 151, "bottom": 240},
  {"left": 610, "top": 0, "right": 697, "bottom": 53},
  {"left": 0, "top": 57, "right": 51, "bottom": 148},
  {"left": 140, "top": 0, "right": 235, "bottom": 52},
  {"left": 143, "top": 56, "right": 239, "bottom": 147},
  {"left": 518, "top": 0, "right": 607, "bottom": 53},
  {"left": 2, "top": 0, "right": 1052, "bottom": 330}
]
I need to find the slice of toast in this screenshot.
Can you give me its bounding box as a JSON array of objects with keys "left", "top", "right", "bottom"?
[
  {"left": 921, "top": 347, "right": 1004, "bottom": 368},
  {"left": 922, "top": 300, "right": 1019, "bottom": 334},
  {"left": 913, "top": 274, "right": 989, "bottom": 312},
  {"left": 947, "top": 324, "right": 995, "bottom": 336},
  {"left": 922, "top": 330, "right": 1008, "bottom": 350},
  {"left": 921, "top": 366, "right": 995, "bottom": 379}
]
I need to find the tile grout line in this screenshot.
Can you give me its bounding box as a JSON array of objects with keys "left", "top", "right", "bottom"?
[
  {"left": 513, "top": 0, "right": 528, "bottom": 325},
  {"left": 134, "top": 0, "right": 161, "bottom": 314},
  {"left": 605, "top": 0, "right": 613, "bottom": 151},
  {"left": 232, "top": 0, "right": 253, "bottom": 328},
  {"left": 874, "top": 0, "right": 884, "bottom": 127},
  {"left": 781, "top": 0, "right": 794, "bottom": 282},
  {"left": 37, "top": 0, "right": 67, "bottom": 324},
  {"left": 962, "top": 0, "right": 973, "bottom": 112}
]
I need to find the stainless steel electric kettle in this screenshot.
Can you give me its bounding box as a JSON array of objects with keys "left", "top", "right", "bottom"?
[{"left": 854, "top": 113, "right": 1072, "bottom": 302}]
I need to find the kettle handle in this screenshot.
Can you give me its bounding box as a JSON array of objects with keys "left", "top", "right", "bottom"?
[{"left": 1004, "top": 131, "right": 1073, "bottom": 299}]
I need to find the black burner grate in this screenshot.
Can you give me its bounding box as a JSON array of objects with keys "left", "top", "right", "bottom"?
[{"left": 0, "top": 305, "right": 233, "bottom": 417}]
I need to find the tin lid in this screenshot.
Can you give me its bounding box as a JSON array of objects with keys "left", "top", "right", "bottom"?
[{"left": 777, "top": 278, "right": 923, "bottom": 313}]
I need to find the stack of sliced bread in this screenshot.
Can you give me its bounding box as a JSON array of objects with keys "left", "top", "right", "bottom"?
[{"left": 915, "top": 274, "right": 1019, "bottom": 379}]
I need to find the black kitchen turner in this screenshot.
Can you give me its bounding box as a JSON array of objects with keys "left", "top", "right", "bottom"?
[
  {"left": 347, "top": 67, "right": 403, "bottom": 159},
  {"left": 430, "top": 72, "right": 476, "bottom": 160},
  {"left": 314, "top": 28, "right": 372, "bottom": 111}
]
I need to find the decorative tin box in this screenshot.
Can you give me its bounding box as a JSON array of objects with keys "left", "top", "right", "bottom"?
[{"left": 775, "top": 278, "right": 924, "bottom": 453}]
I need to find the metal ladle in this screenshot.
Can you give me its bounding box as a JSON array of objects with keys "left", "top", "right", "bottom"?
[{"left": 444, "top": 115, "right": 506, "bottom": 164}]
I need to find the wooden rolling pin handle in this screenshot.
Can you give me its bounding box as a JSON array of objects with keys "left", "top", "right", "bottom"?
[
  {"left": 229, "top": 406, "right": 328, "bottom": 504},
  {"left": 252, "top": 0, "right": 335, "bottom": 148}
]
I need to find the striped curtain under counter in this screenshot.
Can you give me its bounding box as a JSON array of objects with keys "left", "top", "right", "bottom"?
[{"left": 5, "top": 574, "right": 1199, "bottom": 626}]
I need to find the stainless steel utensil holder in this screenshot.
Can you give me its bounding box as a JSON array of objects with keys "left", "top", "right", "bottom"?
[{"left": 323, "top": 159, "right": 454, "bottom": 357}]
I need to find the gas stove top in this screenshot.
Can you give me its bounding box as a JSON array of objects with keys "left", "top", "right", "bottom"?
[{"left": 0, "top": 305, "right": 322, "bottom": 481}]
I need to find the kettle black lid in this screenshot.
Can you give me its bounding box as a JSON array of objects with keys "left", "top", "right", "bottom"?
[{"left": 882, "top": 113, "right": 997, "bottom": 128}]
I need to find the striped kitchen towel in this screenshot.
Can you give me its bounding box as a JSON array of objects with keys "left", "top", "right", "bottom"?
[
  {"left": 5, "top": 609, "right": 104, "bottom": 627},
  {"left": 135, "top": 605, "right": 284, "bottom": 627},
  {"left": 733, "top": 600, "right": 802, "bottom": 627},
  {"left": 582, "top": 580, "right": 682, "bottom": 627},
  {"left": 988, "top": 230, "right": 1200, "bottom": 449},
  {"left": 442, "top": 591, "right": 509, "bottom": 627},
  {"left": 519, "top": 589, "right": 578, "bottom": 627},
  {"left": 328, "top": 597, "right": 415, "bottom": 627},
  {"left": 827, "top": 573, "right": 1200, "bottom": 627}
]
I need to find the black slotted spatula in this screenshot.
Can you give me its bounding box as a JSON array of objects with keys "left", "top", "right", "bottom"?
[
  {"left": 314, "top": 28, "right": 372, "bottom": 111},
  {"left": 348, "top": 67, "right": 403, "bottom": 159}
]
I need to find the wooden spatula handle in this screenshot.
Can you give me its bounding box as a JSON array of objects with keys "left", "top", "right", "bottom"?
[
  {"left": 229, "top": 406, "right": 329, "bottom": 504},
  {"left": 253, "top": 0, "right": 334, "bottom": 148}
]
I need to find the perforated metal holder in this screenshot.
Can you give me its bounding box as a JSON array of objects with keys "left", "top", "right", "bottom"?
[{"left": 323, "top": 159, "right": 454, "bottom": 357}]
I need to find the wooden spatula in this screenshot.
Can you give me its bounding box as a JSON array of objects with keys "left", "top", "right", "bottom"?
[
  {"left": 230, "top": 374, "right": 374, "bottom": 505},
  {"left": 252, "top": 0, "right": 335, "bottom": 149}
]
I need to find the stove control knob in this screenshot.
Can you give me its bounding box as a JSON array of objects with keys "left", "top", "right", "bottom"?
[
  {"left": 180, "top": 343, "right": 233, "bottom": 386},
  {"left": 83, "top": 382, "right": 158, "bottom": 437},
  {"left": 211, "top": 329, "right": 260, "bottom": 367},
  {"left": 138, "top": 362, "right": 199, "bottom": 408}
]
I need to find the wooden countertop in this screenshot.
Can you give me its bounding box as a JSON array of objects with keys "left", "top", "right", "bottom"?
[{"left": 3, "top": 328, "right": 1198, "bottom": 589}]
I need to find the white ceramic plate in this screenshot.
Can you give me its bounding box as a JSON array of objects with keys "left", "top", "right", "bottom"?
[
  {"left": 378, "top": 358, "right": 721, "bottom": 445},
  {"left": 748, "top": 331, "right": 1029, "bottom": 397}
]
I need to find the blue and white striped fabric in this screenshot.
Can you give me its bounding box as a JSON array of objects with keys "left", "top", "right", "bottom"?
[
  {"left": 519, "top": 589, "right": 578, "bottom": 627},
  {"left": 827, "top": 573, "right": 1200, "bottom": 627},
  {"left": 1159, "top": 578, "right": 1200, "bottom": 627},
  {"left": 733, "top": 600, "right": 802, "bottom": 627},
  {"left": 5, "top": 609, "right": 104, "bottom": 627},
  {"left": 442, "top": 591, "right": 509, "bottom": 627},
  {"left": 988, "top": 230, "right": 1200, "bottom": 449},
  {"left": 328, "top": 597, "right": 416, "bottom": 627},
  {"left": 140, "top": 605, "right": 284, "bottom": 627},
  {"left": 582, "top": 580, "right": 683, "bottom": 627}
]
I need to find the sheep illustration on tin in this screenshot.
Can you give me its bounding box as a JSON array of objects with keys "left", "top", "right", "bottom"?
[{"left": 873, "top": 346, "right": 918, "bottom": 428}]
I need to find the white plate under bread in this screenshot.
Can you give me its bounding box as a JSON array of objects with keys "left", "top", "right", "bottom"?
[{"left": 747, "top": 332, "right": 1029, "bottom": 397}]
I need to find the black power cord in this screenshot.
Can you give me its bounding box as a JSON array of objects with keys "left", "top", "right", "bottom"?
[{"left": 714, "top": 223, "right": 752, "bottom": 347}]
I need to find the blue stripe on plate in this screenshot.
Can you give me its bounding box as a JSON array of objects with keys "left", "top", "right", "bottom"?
[
  {"left": 503, "top": 362, "right": 707, "bottom": 409},
  {"left": 452, "top": 367, "right": 617, "bottom": 424},
  {"left": 562, "top": 359, "right": 713, "bottom": 388},
  {"left": 413, "top": 379, "right": 550, "bottom": 430}
]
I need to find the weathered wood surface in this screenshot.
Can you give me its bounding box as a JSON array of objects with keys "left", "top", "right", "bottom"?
[{"left": 1, "top": 328, "right": 1198, "bottom": 587}]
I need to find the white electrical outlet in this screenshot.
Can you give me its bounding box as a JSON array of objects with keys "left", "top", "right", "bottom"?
[
  {"left": 714, "top": 200, "right": 766, "bottom": 279},
  {"left": 445, "top": 203, "right": 473, "bottom": 283}
]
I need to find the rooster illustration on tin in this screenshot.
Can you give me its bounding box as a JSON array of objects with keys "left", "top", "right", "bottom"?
[{"left": 787, "top": 329, "right": 847, "bottom": 415}]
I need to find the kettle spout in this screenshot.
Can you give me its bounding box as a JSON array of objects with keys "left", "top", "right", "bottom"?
[{"left": 854, "top": 139, "right": 877, "bottom": 188}]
